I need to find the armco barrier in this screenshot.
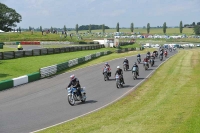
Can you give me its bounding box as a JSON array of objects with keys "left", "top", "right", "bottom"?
[{"left": 13, "top": 76, "right": 28, "bottom": 87}]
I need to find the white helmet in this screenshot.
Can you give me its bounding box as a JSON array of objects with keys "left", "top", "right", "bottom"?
[
  {"left": 70, "top": 74, "right": 75, "bottom": 80},
  {"left": 117, "top": 66, "right": 120, "bottom": 69},
  {"left": 125, "top": 58, "right": 127, "bottom": 59}
]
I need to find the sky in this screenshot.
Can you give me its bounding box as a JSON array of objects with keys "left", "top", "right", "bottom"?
[{"left": 1, "top": 0, "right": 200, "bottom": 28}]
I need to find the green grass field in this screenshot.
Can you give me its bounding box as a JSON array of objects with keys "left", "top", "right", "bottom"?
[
  {"left": 0, "top": 28, "right": 195, "bottom": 42},
  {"left": 68, "top": 28, "right": 194, "bottom": 35},
  {"left": 38, "top": 49, "right": 200, "bottom": 133}
]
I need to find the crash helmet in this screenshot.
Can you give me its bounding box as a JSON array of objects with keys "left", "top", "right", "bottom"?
[{"left": 70, "top": 74, "right": 75, "bottom": 81}]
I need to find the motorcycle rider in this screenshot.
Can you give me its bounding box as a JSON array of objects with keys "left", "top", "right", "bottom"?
[
  {"left": 164, "top": 50, "right": 168, "bottom": 57},
  {"left": 146, "top": 51, "right": 151, "bottom": 59},
  {"left": 143, "top": 56, "right": 149, "bottom": 68},
  {"left": 123, "top": 58, "right": 129, "bottom": 69},
  {"left": 67, "top": 74, "right": 82, "bottom": 98},
  {"left": 153, "top": 50, "right": 158, "bottom": 57},
  {"left": 115, "top": 66, "right": 125, "bottom": 84},
  {"left": 137, "top": 54, "right": 141, "bottom": 62},
  {"left": 103, "top": 62, "right": 111, "bottom": 76},
  {"left": 132, "top": 62, "right": 139, "bottom": 76}
]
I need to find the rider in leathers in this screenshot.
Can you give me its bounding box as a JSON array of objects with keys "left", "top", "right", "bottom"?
[
  {"left": 132, "top": 62, "right": 139, "bottom": 76},
  {"left": 115, "top": 66, "right": 125, "bottom": 84},
  {"left": 103, "top": 62, "right": 111, "bottom": 76},
  {"left": 123, "top": 58, "right": 129, "bottom": 69},
  {"left": 68, "top": 75, "right": 82, "bottom": 97}
]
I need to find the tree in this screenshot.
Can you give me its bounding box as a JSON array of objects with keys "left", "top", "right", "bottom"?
[
  {"left": 102, "top": 24, "right": 105, "bottom": 33},
  {"left": 116, "top": 22, "right": 119, "bottom": 32},
  {"left": 76, "top": 24, "right": 78, "bottom": 34},
  {"left": 163, "top": 22, "right": 167, "bottom": 34},
  {"left": 40, "top": 26, "right": 42, "bottom": 32},
  {"left": 179, "top": 21, "right": 183, "bottom": 33},
  {"left": 19, "top": 27, "right": 21, "bottom": 33},
  {"left": 89, "top": 24, "right": 91, "bottom": 33},
  {"left": 197, "top": 22, "right": 200, "bottom": 26},
  {"left": 0, "top": 3, "right": 22, "bottom": 32},
  {"left": 147, "top": 23, "right": 150, "bottom": 34},
  {"left": 130, "top": 23, "right": 134, "bottom": 32},
  {"left": 50, "top": 26, "right": 53, "bottom": 33},
  {"left": 192, "top": 22, "right": 196, "bottom": 26},
  {"left": 193, "top": 25, "right": 200, "bottom": 35},
  {"left": 29, "top": 26, "right": 32, "bottom": 31},
  {"left": 63, "top": 25, "right": 67, "bottom": 32}
]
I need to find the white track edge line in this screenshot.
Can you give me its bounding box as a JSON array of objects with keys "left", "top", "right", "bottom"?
[{"left": 31, "top": 52, "right": 177, "bottom": 133}]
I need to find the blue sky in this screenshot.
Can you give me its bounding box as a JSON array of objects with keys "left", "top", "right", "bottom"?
[{"left": 1, "top": 0, "right": 200, "bottom": 28}]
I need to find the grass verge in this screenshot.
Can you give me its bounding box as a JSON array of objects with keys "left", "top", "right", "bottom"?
[{"left": 38, "top": 49, "right": 200, "bottom": 133}]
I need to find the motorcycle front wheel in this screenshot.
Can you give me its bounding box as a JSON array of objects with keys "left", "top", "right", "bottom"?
[{"left": 68, "top": 95, "right": 75, "bottom": 106}]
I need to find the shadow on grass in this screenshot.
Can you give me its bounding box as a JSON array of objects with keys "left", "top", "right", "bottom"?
[{"left": 0, "top": 74, "right": 11, "bottom": 78}]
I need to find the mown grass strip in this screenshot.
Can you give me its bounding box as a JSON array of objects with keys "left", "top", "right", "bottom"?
[{"left": 38, "top": 49, "right": 200, "bottom": 133}]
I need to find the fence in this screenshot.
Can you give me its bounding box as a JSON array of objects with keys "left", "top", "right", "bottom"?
[{"left": 0, "top": 45, "right": 105, "bottom": 60}]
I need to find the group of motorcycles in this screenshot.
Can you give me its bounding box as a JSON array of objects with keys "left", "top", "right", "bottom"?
[{"left": 67, "top": 48, "right": 171, "bottom": 106}]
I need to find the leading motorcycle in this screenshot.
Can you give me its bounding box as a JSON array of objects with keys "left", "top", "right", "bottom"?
[
  {"left": 115, "top": 74, "right": 123, "bottom": 88},
  {"left": 67, "top": 87, "right": 86, "bottom": 106}
]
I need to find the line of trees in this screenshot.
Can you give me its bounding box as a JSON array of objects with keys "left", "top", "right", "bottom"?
[{"left": 78, "top": 24, "right": 110, "bottom": 31}]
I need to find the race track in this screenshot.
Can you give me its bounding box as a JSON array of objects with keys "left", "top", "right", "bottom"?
[{"left": 0, "top": 51, "right": 177, "bottom": 133}]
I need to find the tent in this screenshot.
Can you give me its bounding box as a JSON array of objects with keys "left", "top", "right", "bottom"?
[{"left": 0, "top": 30, "right": 5, "bottom": 32}]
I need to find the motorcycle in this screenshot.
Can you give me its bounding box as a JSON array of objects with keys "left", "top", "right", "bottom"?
[
  {"left": 173, "top": 47, "right": 176, "bottom": 51},
  {"left": 123, "top": 62, "right": 128, "bottom": 71},
  {"left": 67, "top": 87, "right": 86, "bottom": 106},
  {"left": 137, "top": 57, "right": 141, "bottom": 64},
  {"left": 149, "top": 57, "right": 154, "bottom": 67},
  {"left": 143, "top": 62, "right": 148, "bottom": 70},
  {"left": 164, "top": 52, "right": 167, "bottom": 58},
  {"left": 132, "top": 67, "right": 138, "bottom": 80},
  {"left": 159, "top": 54, "right": 163, "bottom": 61},
  {"left": 115, "top": 74, "right": 123, "bottom": 88},
  {"left": 103, "top": 67, "right": 110, "bottom": 81},
  {"left": 169, "top": 48, "right": 172, "bottom": 52}
]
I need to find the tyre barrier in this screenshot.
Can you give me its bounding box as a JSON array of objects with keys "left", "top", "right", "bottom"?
[
  {"left": 0, "top": 51, "right": 112, "bottom": 91},
  {"left": 0, "top": 45, "right": 104, "bottom": 60},
  {"left": 39, "top": 51, "right": 111, "bottom": 78},
  {"left": 115, "top": 47, "right": 139, "bottom": 53}
]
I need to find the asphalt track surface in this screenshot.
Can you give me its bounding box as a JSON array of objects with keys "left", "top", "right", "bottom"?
[{"left": 0, "top": 51, "right": 177, "bottom": 133}]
